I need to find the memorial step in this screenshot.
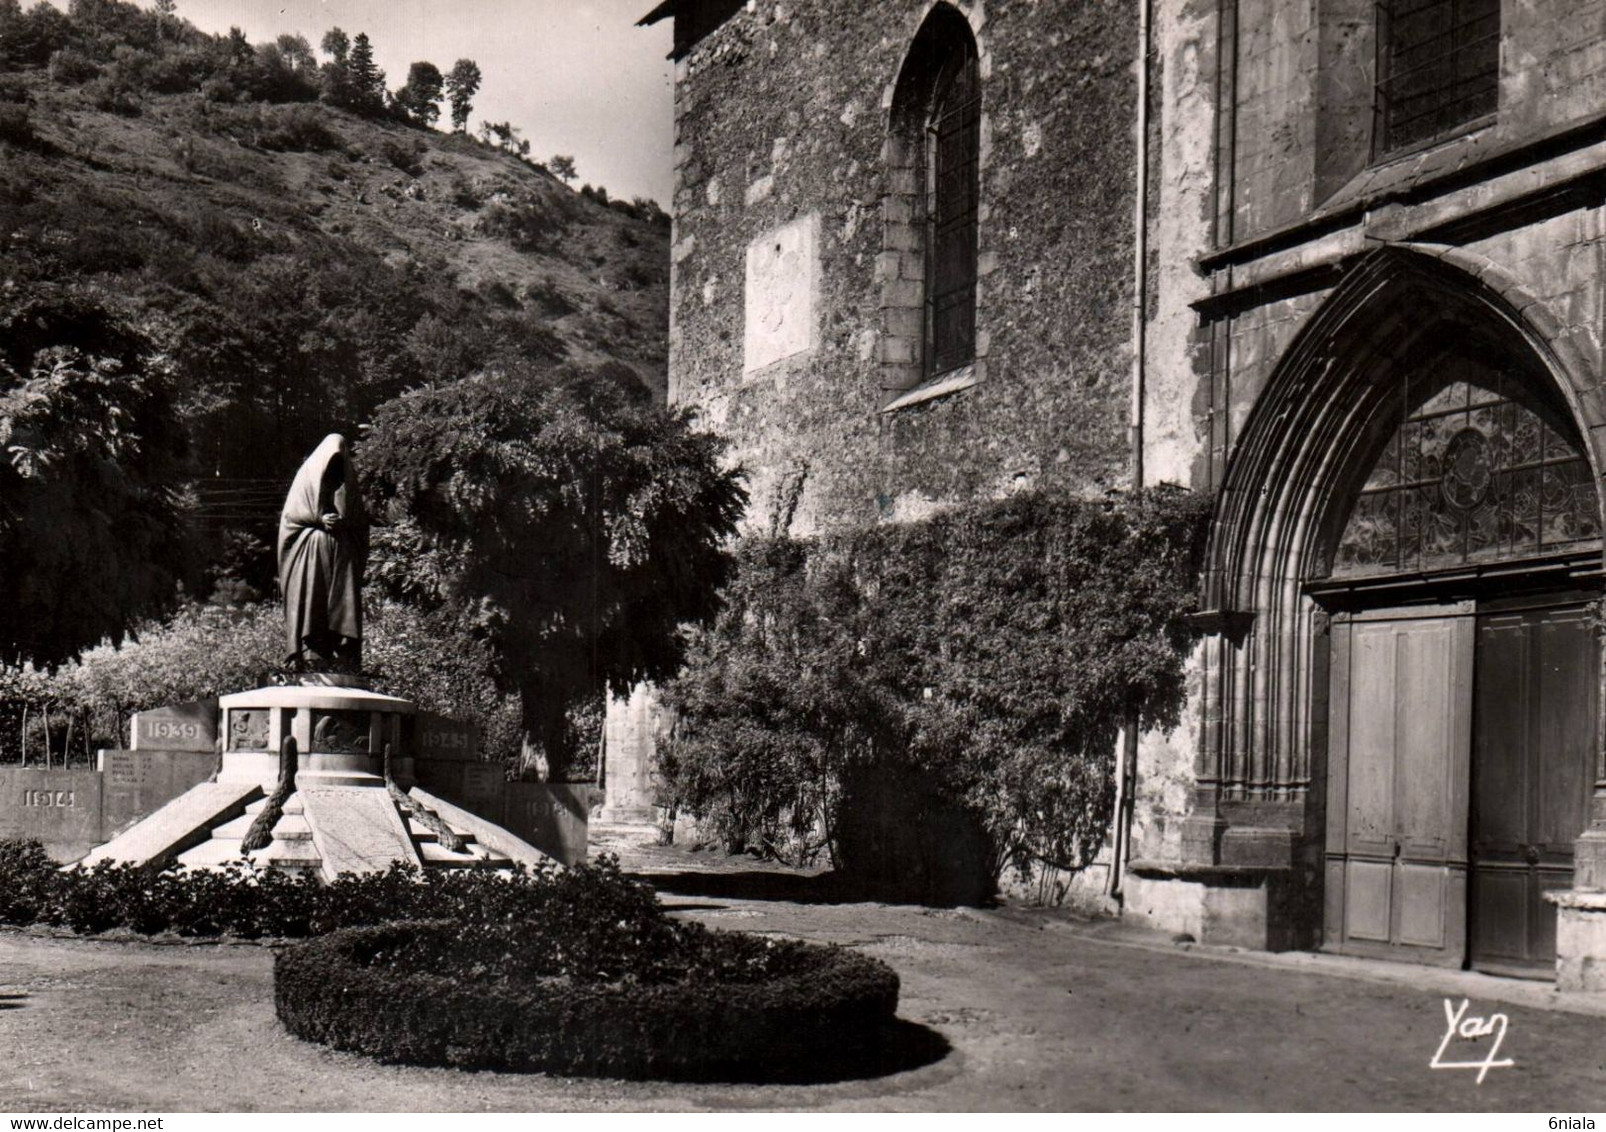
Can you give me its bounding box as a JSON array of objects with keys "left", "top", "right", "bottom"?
[
  {"left": 405, "top": 817, "right": 480, "bottom": 845},
  {"left": 298, "top": 788, "right": 421, "bottom": 878},
  {"left": 242, "top": 795, "right": 304, "bottom": 817},
  {"left": 208, "top": 811, "right": 313, "bottom": 842},
  {"left": 83, "top": 781, "right": 264, "bottom": 868},
  {"left": 251, "top": 842, "right": 321, "bottom": 868},
  {"left": 417, "top": 840, "right": 507, "bottom": 867},
  {"left": 175, "top": 836, "right": 246, "bottom": 869}
]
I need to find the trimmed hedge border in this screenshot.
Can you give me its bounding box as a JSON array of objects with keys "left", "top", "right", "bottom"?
[{"left": 274, "top": 919, "right": 900, "bottom": 1079}]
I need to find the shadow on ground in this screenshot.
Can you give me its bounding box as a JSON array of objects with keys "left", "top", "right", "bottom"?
[
  {"left": 633, "top": 868, "right": 988, "bottom": 909},
  {"left": 654, "top": 1018, "right": 952, "bottom": 1085}
]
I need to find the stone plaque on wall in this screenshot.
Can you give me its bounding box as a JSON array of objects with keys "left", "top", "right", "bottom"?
[
  {"left": 131, "top": 700, "right": 217, "bottom": 752},
  {"left": 743, "top": 213, "right": 819, "bottom": 373},
  {"left": 0, "top": 768, "right": 104, "bottom": 859},
  {"left": 413, "top": 712, "right": 478, "bottom": 762},
  {"left": 100, "top": 748, "right": 216, "bottom": 835}
]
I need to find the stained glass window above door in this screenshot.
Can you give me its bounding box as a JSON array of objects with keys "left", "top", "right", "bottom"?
[{"left": 1332, "top": 368, "right": 1601, "bottom": 577}]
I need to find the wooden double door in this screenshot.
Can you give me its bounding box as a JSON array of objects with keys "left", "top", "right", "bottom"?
[{"left": 1324, "top": 597, "right": 1597, "bottom": 975}]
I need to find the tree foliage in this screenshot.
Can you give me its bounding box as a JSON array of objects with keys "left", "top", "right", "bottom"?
[
  {"left": 360, "top": 361, "right": 746, "bottom": 776},
  {"left": 659, "top": 487, "right": 1212, "bottom": 891},
  {"left": 394, "top": 60, "right": 442, "bottom": 126},
  {"left": 345, "top": 31, "right": 383, "bottom": 114},
  {"left": 0, "top": 295, "right": 195, "bottom": 665},
  {"left": 444, "top": 57, "right": 480, "bottom": 133},
  {"left": 549, "top": 154, "right": 577, "bottom": 183},
  {"left": 1, "top": 593, "right": 523, "bottom": 760}
]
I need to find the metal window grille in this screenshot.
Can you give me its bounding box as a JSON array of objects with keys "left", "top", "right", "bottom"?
[
  {"left": 925, "top": 52, "right": 980, "bottom": 378},
  {"left": 1375, "top": 0, "right": 1500, "bottom": 155}
]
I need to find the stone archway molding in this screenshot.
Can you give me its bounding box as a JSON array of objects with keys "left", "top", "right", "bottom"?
[{"left": 1181, "top": 243, "right": 1606, "bottom": 880}]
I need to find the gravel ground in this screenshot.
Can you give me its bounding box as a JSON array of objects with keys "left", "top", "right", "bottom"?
[{"left": 1, "top": 843, "right": 1604, "bottom": 1112}]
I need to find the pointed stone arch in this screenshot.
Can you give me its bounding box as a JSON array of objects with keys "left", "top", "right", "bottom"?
[{"left": 1182, "top": 246, "right": 1606, "bottom": 880}]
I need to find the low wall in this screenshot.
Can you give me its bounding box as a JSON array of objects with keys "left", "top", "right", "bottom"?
[{"left": 0, "top": 748, "right": 217, "bottom": 862}]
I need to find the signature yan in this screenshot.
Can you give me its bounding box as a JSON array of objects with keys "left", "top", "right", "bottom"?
[{"left": 1430, "top": 998, "right": 1515, "bottom": 1084}]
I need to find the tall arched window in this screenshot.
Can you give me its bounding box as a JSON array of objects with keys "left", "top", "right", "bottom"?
[
  {"left": 925, "top": 44, "right": 979, "bottom": 377},
  {"left": 884, "top": 5, "right": 980, "bottom": 396}
]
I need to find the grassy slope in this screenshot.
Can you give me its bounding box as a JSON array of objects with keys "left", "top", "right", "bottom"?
[{"left": 0, "top": 72, "right": 669, "bottom": 402}]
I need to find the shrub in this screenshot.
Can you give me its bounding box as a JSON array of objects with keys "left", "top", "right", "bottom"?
[
  {"left": 191, "top": 207, "right": 254, "bottom": 261},
  {"left": 0, "top": 103, "right": 34, "bottom": 146},
  {"left": 448, "top": 174, "right": 482, "bottom": 209},
  {"left": 274, "top": 917, "right": 898, "bottom": 1078},
  {"left": 3, "top": 594, "right": 524, "bottom": 761},
  {"left": 380, "top": 137, "right": 424, "bottom": 178},
  {"left": 524, "top": 277, "right": 575, "bottom": 317},
  {"left": 478, "top": 194, "right": 569, "bottom": 252},
  {"left": 84, "top": 74, "right": 141, "bottom": 116},
  {"left": 659, "top": 487, "right": 1212, "bottom": 897},
  {"left": 199, "top": 75, "right": 242, "bottom": 104},
  {"left": 203, "top": 103, "right": 341, "bottom": 153},
  {"left": 0, "top": 73, "right": 31, "bottom": 103},
  {"left": 255, "top": 104, "right": 341, "bottom": 152},
  {"left": 0, "top": 839, "right": 59, "bottom": 925}
]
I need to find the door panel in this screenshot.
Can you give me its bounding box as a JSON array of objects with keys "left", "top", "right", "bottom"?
[
  {"left": 1326, "top": 605, "right": 1473, "bottom": 966},
  {"left": 1345, "top": 860, "right": 1392, "bottom": 941},
  {"left": 1470, "top": 604, "right": 1597, "bottom": 975}
]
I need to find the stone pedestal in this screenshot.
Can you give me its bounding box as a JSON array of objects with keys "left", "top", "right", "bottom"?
[
  {"left": 1550, "top": 892, "right": 1606, "bottom": 991},
  {"left": 217, "top": 681, "right": 415, "bottom": 790}
]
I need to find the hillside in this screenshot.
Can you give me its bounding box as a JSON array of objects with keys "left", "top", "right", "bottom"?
[{"left": 0, "top": 46, "right": 670, "bottom": 490}]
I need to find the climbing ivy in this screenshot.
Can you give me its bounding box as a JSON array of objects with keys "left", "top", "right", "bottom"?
[{"left": 659, "top": 486, "right": 1212, "bottom": 894}]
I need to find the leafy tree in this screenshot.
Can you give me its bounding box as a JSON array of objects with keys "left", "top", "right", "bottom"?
[
  {"left": 360, "top": 361, "right": 746, "bottom": 777},
  {"left": 0, "top": 3, "right": 72, "bottom": 66},
  {"left": 320, "top": 27, "right": 349, "bottom": 64},
  {"left": 480, "top": 119, "right": 529, "bottom": 158},
  {"left": 249, "top": 34, "right": 318, "bottom": 102},
  {"left": 549, "top": 154, "right": 577, "bottom": 183},
  {"left": 0, "top": 296, "right": 196, "bottom": 665},
  {"left": 394, "top": 60, "right": 443, "bottom": 126},
  {"left": 222, "top": 26, "right": 252, "bottom": 68},
  {"left": 318, "top": 27, "right": 352, "bottom": 106},
  {"left": 444, "top": 57, "right": 480, "bottom": 133},
  {"left": 347, "top": 31, "right": 383, "bottom": 114}
]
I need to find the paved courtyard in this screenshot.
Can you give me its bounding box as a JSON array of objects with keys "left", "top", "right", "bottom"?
[{"left": 2, "top": 844, "right": 1604, "bottom": 1112}]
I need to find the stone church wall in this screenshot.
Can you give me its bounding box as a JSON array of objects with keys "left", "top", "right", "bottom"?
[{"left": 667, "top": 0, "right": 1140, "bottom": 534}]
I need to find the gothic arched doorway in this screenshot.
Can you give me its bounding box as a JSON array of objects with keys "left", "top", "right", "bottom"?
[
  {"left": 1198, "top": 248, "right": 1605, "bottom": 976},
  {"left": 1312, "top": 340, "right": 1600, "bottom": 974}
]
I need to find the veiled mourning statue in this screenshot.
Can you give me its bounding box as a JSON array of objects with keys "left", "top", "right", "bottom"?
[{"left": 278, "top": 434, "right": 368, "bottom": 670}]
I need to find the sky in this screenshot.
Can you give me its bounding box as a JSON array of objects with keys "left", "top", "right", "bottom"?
[{"left": 151, "top": 0, "right": 675, "bottom": 205}]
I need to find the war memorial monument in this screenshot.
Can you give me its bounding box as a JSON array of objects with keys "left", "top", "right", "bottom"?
[{"left": 0, "top": 435, "right": 587, "bottom": 874}]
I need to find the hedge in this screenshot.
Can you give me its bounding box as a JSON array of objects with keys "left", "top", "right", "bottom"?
[
  {"left": 0, "top": 837, "right": 660, "bottom": 940},
  {"left": 274, "top": 918, "right": 900, "bottom": 1079}
]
